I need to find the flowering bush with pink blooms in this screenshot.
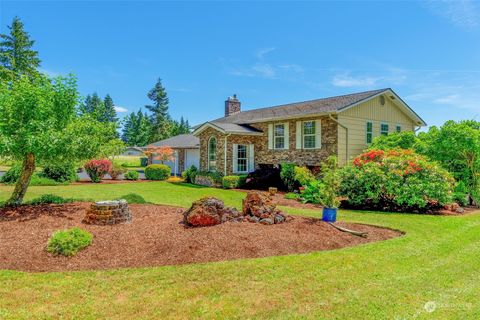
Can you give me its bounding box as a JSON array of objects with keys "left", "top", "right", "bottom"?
[
  {"left": 340, "top": 149, "right": 454, "bottom": 212},
  {"left": 84, "top": 159, "right": 112, "bottom": 183}
]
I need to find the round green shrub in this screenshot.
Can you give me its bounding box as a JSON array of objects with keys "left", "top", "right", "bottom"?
[
  {"left": 41, "top": 163, "right": 77, "bottom": 183},
  {"left": 47, "top": 227, "right": 93, "bottom": 256},
  {"left": 144, "top": 164, "right": 170, "bottom": 181},
  {"left": 124, "top": 170, "right": 139, "bottom": 180},
  {"left": 118, "top": 193, "right": 148, "bottom": 204}
]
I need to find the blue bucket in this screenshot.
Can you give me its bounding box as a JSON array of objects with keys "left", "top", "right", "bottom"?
[{"left": 322, "top": 207, "right": 337, "bottom": 222}]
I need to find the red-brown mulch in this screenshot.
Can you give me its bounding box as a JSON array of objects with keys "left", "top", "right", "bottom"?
[{"left": 0, "top": 203, "right": 402, "bottom": 272}]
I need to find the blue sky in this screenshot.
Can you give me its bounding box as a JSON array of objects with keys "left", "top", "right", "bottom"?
[{"left": 2, "top": 1, "right": 480, "bottom": 129}]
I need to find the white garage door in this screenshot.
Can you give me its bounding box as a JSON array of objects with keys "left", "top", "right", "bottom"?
[{"left": 185, "top": 149, "right": 200, "bottom": 170}]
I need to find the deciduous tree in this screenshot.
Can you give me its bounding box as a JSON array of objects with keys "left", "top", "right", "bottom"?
[{"left": 0, "top": 74, "right": 115, "bottom": 204}]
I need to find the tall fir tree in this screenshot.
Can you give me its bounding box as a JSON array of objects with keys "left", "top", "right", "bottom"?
[
  {"left": 0, "top": 16, "right": 41, "bottom": 80},
  {"left": 121, "top": 109, "right": 151, "bottom": 146},
  {"left": 103, "top": 94, "right": 118, "bottom": 123},
  {"left": 145, "top": 78, "right": 172, "bottom": 142}
]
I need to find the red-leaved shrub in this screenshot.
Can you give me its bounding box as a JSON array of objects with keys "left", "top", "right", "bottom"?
[{"left": 84, "top": 159, "right": 112, "bottom": 183}]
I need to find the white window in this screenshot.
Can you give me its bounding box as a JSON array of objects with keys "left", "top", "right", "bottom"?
[
  {"left": 237, "top": 145, "right": 248, "bottom": 172},
  {"left": 274, "top": 123, "right": 285, "bottom": 149},
  {"left": 233, "top": 144, "right": 254, "bottom": 173},
  {"left": 303, "top": 121, "right": 316, "bottom": 149},
  {"left": 366, "top": 121, "right": 373, "bottom": 144},
  {"left": 296, "top": 119, "right": 321, "bottom": 150},
  {"left": 396, "top": 124, "right": 401, "bottom": 133},
  {"left": 208, "top": 137, "right": 217, "bottom": 171},
  {"left": 380, "top": 123, "right": 389, "bottom": 136}
]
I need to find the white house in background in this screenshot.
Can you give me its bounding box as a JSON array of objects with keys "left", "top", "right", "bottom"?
[
  {"left": 147, "top": 134, "right": 200, "bottom": 175},
  {"left": 121, "top": 146, "right": 145, "bottom": 156}
]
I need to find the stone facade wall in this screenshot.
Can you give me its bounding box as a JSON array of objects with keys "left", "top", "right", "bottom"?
[{"left": 197, "top": 116, "right": 338, "bottom": 175}]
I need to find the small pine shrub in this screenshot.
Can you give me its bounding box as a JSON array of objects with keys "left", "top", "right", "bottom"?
[
  {"left": 182, "top": 165, "right": 198, "bottom": 183},
  {"left": 84, "top": 159, "right": 112, "bottom": 183},
  {"left": 222, "top": 175, "right": 240, "bottom": 189},
  {"left": 145, "top": 164, "right": 170, "bottom": 180},
  {"left": 118, "top": 193, "right": 148, "bottom": 204},
  {"left": 124, "top": 170, "right": 139, "bottom": 180},
  {"left": 41, "top": 163, "right": 77, "bottom": 183},
  {"left": 47, "top": 227, "right": 93, "bottom": 256}
]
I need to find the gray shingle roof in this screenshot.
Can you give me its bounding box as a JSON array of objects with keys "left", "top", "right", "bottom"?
[
  {"left": 213, "top": 88, "right": 389, "bottom": 124},
  {"left": 208, "top": 122, "right": 262, "bottom": 134},
  {"left": 148, "top": 134, "right": 199, "bottom": 149}
]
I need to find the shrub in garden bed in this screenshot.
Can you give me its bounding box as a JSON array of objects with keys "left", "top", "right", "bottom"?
[
  {"left": 41, "top": 163, "right": 78, "bottom": 183},
  {"left": 0, "top": 164, "right": 67, "bottom": 186},
  {"left": 47, "top": 227, "right": 93, "bottom": 256},
  {"left": 182, "top": 165, "right": 198, "bottom": 183},
  {"left": 222, "top": 175, "right": 240, "bottom": 189},
  {"left": 194, "top": 171, "right": 223, "bottom": 187},
  {"left": 27, "top": 194, "right": 77, "bottom": 205},
  {"left": 109, "top": 164, "right": 126, "bottom": 180},
  {"left": 84, "top": 159, "right": 112, "bottom": 183},
  {"left": 243, "top": 166, "right": 284, "bottom": 190},
  {"left": 145, "top": 164, "right": 170, "bottom": 180},
  {"left": 340, "top": 149, "right": 454, "bottom": 212},
  {"left": 124, "top": 170, "right": 139, "bottom": 180}
]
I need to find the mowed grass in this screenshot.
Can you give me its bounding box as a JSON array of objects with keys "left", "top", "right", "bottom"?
[{"left": 0, "top": 182, "right": 480, "bottom": 319}]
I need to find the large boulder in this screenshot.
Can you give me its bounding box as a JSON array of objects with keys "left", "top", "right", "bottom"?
[{"left": 183, "top": 197, "right": 240, "bottom": 227}]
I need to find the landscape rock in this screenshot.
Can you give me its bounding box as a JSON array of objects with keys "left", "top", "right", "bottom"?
[
  {"left": 242, "top": 191, "right": 288, "bottom": 224},
  {"left": 184, "top": 192, "right": 290, "bottom": 227},
  {"left": 183, "top": 197, "right": 240, "bottom": 227}
]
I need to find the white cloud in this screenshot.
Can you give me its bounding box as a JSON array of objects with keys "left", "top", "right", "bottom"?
[
  {"left": 332, "top": 74, "right": 379, "bottom": 87},
  {"left": 114, "top": 105, "right": 128, "bottom": 113},
  {"left": 256, "top": 47, "right": 276, "bottom": 59},
  {"left": 425, "top": 0, "right": 479, "bottom": 29}
]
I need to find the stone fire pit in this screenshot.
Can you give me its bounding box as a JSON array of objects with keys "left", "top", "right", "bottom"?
[{"left": 83, "top": 200, "right": 132, "bottom": 225}]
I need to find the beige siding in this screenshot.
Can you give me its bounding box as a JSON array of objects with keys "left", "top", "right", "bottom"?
[{"left": 337, "top": 94, "right": 417, "bottom": 165}]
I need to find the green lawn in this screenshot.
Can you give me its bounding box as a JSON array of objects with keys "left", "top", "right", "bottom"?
[{"left": 0, "top": 182, "right": 479, "bottom": 319}]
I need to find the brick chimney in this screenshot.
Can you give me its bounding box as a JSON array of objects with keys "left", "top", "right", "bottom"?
[{"left": 225, "top": 94, "right": 241, "bottom": 117}]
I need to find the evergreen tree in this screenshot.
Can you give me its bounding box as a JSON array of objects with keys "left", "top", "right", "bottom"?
[
  {"left": 146, "top": 78, "right": 172, "bottom": 142},
  {"left": 103, "top": 94, "right": 118, "bottom": 123},
  {"left": 121, "top": 110, "right": 151, "bottom": 146},
  {"left": 0, "top": 16, "right": 41, "bottom": 80}
]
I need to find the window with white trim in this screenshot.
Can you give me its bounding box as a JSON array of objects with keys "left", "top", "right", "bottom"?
[
  {"left": 237, "top": 144, "right": 248, "bottom": 173},
  {"left": 274, "top": 123, "right": 285, "bottom": 149},
  {"left": 396, "top": 124, "right": 401, "bottom": 133},
  {"left": 380, "top": 123, "right": 389, "bottom": 136},
  {"left": 208, "top": 137, "right": 217, "bottom": 171},
  {"left": 366, "top": 121, "right": 373, "bottom": 144},
  {"left": 303, "top": 121, "right": 316, "bottom": 149}
]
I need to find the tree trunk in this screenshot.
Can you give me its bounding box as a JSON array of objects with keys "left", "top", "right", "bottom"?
[{"left": 8, "top": 153, "right": 36, "bottom": 206}]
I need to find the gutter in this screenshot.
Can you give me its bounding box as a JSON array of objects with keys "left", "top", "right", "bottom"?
[
  {"left": 224, "top": 133, "right": 231, "bottom": 175},
  {"left": 328, "top": 114, "right": 349, "bottom": 164}
]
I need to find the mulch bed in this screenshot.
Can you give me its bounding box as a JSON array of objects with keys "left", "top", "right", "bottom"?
[{"left": 0, "top": 203, "right": 402, "bottom": 272}]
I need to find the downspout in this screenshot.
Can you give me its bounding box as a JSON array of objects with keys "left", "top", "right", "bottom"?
[
  {"left": 329, "top": 114, "right": 349, "bottom": 164},
  {"left": 224, "top": 133, "right": 232, "bottom": 176}
]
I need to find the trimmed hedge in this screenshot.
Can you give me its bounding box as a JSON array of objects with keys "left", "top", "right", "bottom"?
[{"left": 145, "top": 164, "right": 170, "bottom": 180}]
